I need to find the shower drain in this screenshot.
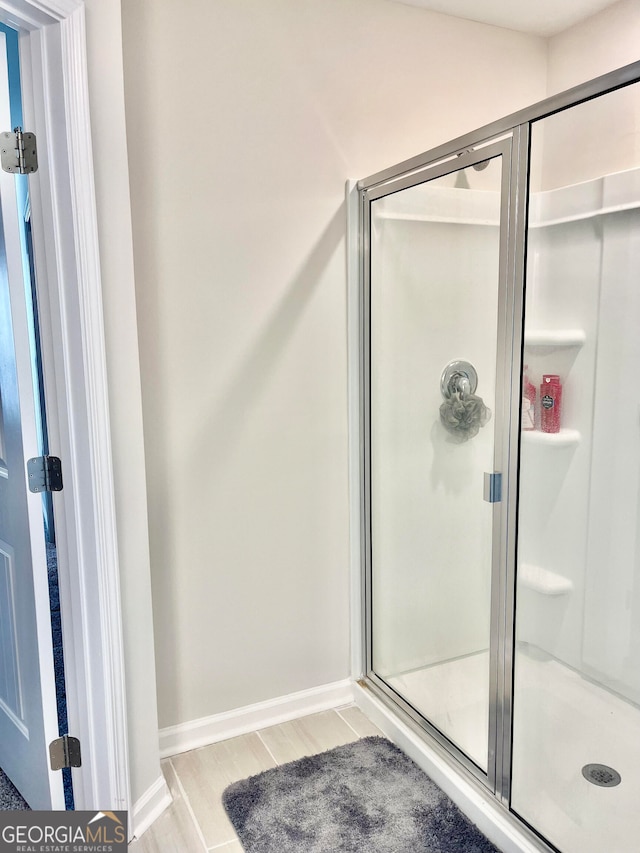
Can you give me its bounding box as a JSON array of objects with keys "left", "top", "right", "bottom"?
[{"left": 581, "top": 764, "right": 622, "bottom": 787}]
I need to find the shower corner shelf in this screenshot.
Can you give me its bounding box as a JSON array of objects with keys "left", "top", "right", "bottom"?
[
  {"left": 519, "top": 563, "right": 574, "bottom": 596},
  {"left": 524, "top": 329, "right": 586, "bottom": 348},
  {"left": 521, "top": 428, "right": 580, "bottom": 447}
]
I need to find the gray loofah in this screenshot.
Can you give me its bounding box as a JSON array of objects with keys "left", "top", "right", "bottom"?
[{"left": 439, "top": 391, "right": 491, "bottom": 443}]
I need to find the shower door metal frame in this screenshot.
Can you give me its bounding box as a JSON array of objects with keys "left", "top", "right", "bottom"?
[
  {"left": 355, "top": 57, "right": 640, "bottom": 823},
  {"left": 360, "top": 135, "right": 521, "bottom": 798}
]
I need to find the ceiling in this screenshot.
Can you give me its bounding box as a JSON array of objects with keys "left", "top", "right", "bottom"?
[{"left": 391, "top": 0, "right": 623, "bottom": 36}]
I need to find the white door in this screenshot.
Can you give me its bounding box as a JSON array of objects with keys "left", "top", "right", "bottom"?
[{"left": 0, "top": 30, "right": 65, "bottom": 810}]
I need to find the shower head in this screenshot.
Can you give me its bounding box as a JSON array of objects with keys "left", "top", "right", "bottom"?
[{"left": 458, "top": 148, "right": 491, "bottom": 171}]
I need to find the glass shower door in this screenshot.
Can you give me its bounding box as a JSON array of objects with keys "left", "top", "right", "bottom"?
[
  {"left": 511, "top": 82, "right": 640, "bottom": 853},
  {"left": 365, "top": 141, "right": 513, "bottom": 779}
]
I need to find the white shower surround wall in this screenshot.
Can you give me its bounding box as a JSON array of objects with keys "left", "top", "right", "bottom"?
[
  {"left": 371, "top": 164, "right": 640, "bottom": 704},
  {"left": 523, "top": 166, "right": 640, "bottom": 703},
  {"left": 370, "top": 180, "right": 500, "bottom": 677}
]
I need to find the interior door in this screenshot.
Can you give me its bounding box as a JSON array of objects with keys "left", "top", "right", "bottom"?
[
  {"left": 363, "top": 138, "right": 516, "bottom": 788},
  {"left": 0, "top": 30, "right": 65, "bottom": 810}
]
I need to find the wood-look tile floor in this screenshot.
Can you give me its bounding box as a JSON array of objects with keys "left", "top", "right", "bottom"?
[{"left": 129, "top": 705, "right": 382, "bottom": 852}]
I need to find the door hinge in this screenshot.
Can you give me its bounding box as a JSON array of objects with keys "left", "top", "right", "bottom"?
[
  {"left": 49, "top": 735, "right": 82, "bottom": 771},
  {"left": 27, "top": 456, "right": 63, "bottom": 493},
  {"left": 1, "top": 127, "right": 38, "bottom": 174}
]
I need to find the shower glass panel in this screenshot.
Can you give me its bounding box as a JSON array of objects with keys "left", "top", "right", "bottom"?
[
  {"left": 369, "top": 154, "right": 505, "bottom": 773},
  {"left": 511, "top": 82, "right": 640, "bottom": 853}
]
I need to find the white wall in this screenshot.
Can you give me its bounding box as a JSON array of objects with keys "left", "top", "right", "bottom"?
[
  {"left": 548, "top": 0, "right": 640, "bottom": 93},
  {"left": 83, "top": 0, "right": 162, "bottom": 805},
  {"left": 543, "top": 0, "right": 640, "bottom": 189},
  {"left": 120, "top": 0, "right": 548, "bottom": 729}
]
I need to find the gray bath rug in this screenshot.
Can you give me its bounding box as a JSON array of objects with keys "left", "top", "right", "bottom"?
[
  {"left": 223, "top": 736, "right": 499, "bottom": 852},
  {"left": 0, "top": 768, "right": 30, "bottom": 810}
]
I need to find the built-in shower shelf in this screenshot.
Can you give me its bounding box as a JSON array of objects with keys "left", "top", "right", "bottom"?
[
  {"left": 529, "top": 200, "right": 640, "bottom": 229},
  {"left": 519, "top": 564, "right": 573, "bottom": 596},
  {"left": 524, "top": 329, "right": 586, "bottom": 348},
  {"left": 521, "top": 428, "right": 581, "bottom": 447},
  {"left": 375, "top": 213, "right": 499, "bottom": 226}
]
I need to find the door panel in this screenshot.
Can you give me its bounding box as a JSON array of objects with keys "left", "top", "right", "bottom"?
[
  {"left": 0, "top": 541, "right": 23, "bottom": 725},
  {"left": 0, "top": 30, "right": 63, "bottom": 810},
  {"left": 366, "top": 144, "right": 511, "bottom": 776}
]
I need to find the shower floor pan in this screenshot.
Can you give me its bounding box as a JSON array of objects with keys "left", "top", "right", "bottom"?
[{"left": 387, "top": 649, "right": 640, "bottom": 853}]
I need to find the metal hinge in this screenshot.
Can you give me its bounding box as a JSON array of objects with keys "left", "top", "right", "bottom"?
[
  {"left": 27, "top": 456, "right": 63, "bottom": 493},
  {"left": 49, "top": 735, "right": 82, "bottom": 771},
  {"left": 1, "top": 127, "right": 38, "bottom": 174}
]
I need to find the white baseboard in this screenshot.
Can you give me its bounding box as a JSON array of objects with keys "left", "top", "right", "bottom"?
[
  {"left": 131, "top": 774, "right": 172, "bottom": 841},
  {"left": 159, "top": 678, "right": 354, "bottom": 758},
  {"left": 353, "top": 683, "right": 549, "bottom": 853}
]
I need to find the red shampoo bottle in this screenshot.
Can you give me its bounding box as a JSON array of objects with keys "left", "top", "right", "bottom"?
[{"left": 540, "top": 374, "right": 562, "bottom": 433}]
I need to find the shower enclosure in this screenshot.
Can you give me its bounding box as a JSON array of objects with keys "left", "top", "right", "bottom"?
[{"left": 355, "top": 62, "right": 640, "bottom": 853}]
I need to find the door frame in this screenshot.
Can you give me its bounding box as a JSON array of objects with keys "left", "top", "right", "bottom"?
[
  {"left": 359, "top": 138, "right": 517, "bottom": 796},
  {"left": 0, "top": 0, "right": 129, "bottom": 813}
]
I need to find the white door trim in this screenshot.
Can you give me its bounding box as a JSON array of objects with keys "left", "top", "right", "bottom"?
[{"left": 0, "top": 0, "right": 130, "bottom": 812}]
